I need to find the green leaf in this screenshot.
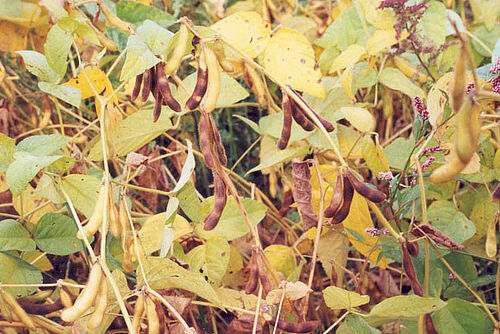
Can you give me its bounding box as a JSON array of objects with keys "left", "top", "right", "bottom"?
[
  {"left": 176, "top": 181, "right": 202, "bottom": 222},
  {"left": 7, "top": 152, "right": 63, "bottom": 196},
  {"left": 259, "top": 112, "right": 311, "bottom": 141},
  {"left": 34, "top": 213, "right": 85, "bottom": 255},
  {"left": 44, "top": 24, "right": 72, "bottom": 78},
  {"left": 0, "top": 220, "right": 36, "bottom": 252},
  {"left": 433, "top": 298, "right": 494, "bottom": 334},
  {"left": 38, "top": 82, "right": 81, "bottom": 107},
  {"left": 0, "top": 0, "right": 21, "bottom": 17},
  {"left": 315, "top": 8, "right": 368, "bottom": 51},
  {"left": 86, "top": 107, "right": 172, "bottom": 161},
  {"left": 352, "top": 62, "right": 378, "bottom": 90},
  {"left": 17, "top": 134, "right": 67, "bottom": 156},
  {"left": 0, "top": 252, "right": 42, "bottom": 298},
  {"left": 60, "top": 174, "right": 101, "bottom": 218},
  {"left": 427, "top": 200, "right": 476, "bottom": 244},
  {"left": 116, "top": 1, "right": 175, "bottom": 28},
  {"left": 338, "top": 314, "right": 381, "bottom": 334},
  {"left": 195, "top": 196, "right": 267, "bottom": 240},
  {"left": 120, "top": 35, "right": 161, "bottom": 81},
  {"left": 16, "top": 51, "right": 60, "bottom": 83},
  {"left": 323, "top": 286, "right": 370, "bottom": 310},
  {"left": 418, "top": 1, "right": 446, "bottom": 46},
  {"left": 378, "top": 68, "right": 425, "bottom": 99},
  {"left": 139, "top": 256, "right": 221, "bottom": 306},
  {"left": 383, "top": 137, "right": 415, "bottom": 170},
  {"left": 367, "top": 296, "right": 446, "bottom": 325},
  {"left": 247, "top": 146, "right": 309, "bottom": 174},
  {"left": 137, "top": 19, "right": 174, "bottom": 56},
  {"left": 204, "top": 236, "right": 230, "bottom": 284},
  {"left": 0, "top": 133, "right": 16, "bottom": 173},
  {"left": 471, "top": 23, "right": 500, "bottom": 57}
]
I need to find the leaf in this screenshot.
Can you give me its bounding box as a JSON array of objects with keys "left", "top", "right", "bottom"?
[
  {"left": 195, "top": 196, "right": 267, "bottom": 241},
  {"left": 139, "top": 256, "right": 221, "bottom": 306},
  {"left": 116, "top": 1, "right": 175, "bottom": 28},
  {"left": 21, "top": 250, "right": 53, "bottom": 272},
  {"left": 340, "top": 65, "right": 355, "bottom": 101},
  {"left": 211, "top": 11, "right": 270, "bottom": 58},
  {"left": 259, "top": 112, "right": 310, "bottom": 141},
  {"left": 17, "top": 51, "right": 59, "bottom": 83},
  {"left": 13, "top": 184, "right": 55, "bottom": 225},
  {"left": 136, "top": 19, "right": 174, "bottom": 56},
  {"left": 366, "top": 29, "right": 405, "bottom": 56},
  {"left": 433, "top": 298, "right": 494, "bottom": 334},
  {"left": 247, "top": 146, "right": 308, "bottom": 174},
  {"left": 367, "top": 295, "right": 446, "bottom": 321},
  {"left": 64, "top": 68, "right": 110, "bottom": 100},
  {"left": 358, "top": 0, "right": 394, "bottom": 30},
  {"left": 217, "top": 287, "right": 258, "bottom": 311},
  {"left": 343, "top": 192, "right": 387, "bottom": 268},
  {"left": 378, "top": 68, "right": 425, "bottom": 99},
  {"left": 87, "top": 107, "right": 172, "bottom": 161},
  {"left": 0, "top": 21, "right": 28, "bottom": 52},
  {"left": 291, "top": 161, "right": 317, "bottom": 230},
  {"left": 263, "top": 27, "right": 325, "bottom": 98},
  {"left": 468, "top": 195, "right": 497, "bottom": 242},
  {"left": 315, "top": 8, "right": 367, "bottom": 51},
  {"left": 341, "top": 107, "right": 376, "bottom": 132},
  {"left": 60, "top": 174, "right": 101, "bottom": 218},
  {"left": 383, "top": 137, "right": 415, "bottom": 170},
  {"left": 263, "top": 244, "right": 297, "bottom": 278},
  {"left": 0, "top": 133, "right": 16, "bottom": 173},
  {"left": 204, "top": 236, "right": 230, "bottom": 284},
  {"left": 338, "top": 314, "right": 381, "bottom": 334},
  {"left": 362, "top": 136, "right": 390, "bottom": 176},
  {"left": 176, "top": 181, "right": 202, "bottom": 223},
  {"left": 0, "top": 252, "right": 42, "bottom": 298},
  {"left": 418, "top": 1, "right": 446, "bottom": 46},
  {"left": 171, "top": 140, "right": 195, "bottom": 193},
  {"left": 0, "top": 0, "right": 21, "bottom": 17},
  {"left": 7, "top": 152, "right": 62, "bottom": 196},
  {"left": 266, "top": 281, "right": 311, "bottom": 304},
  {"left": 427, "top": 82, "right": 447, "bottom": 127},
  {"left": 323, "top": 286, "right": 370, "bottom": 310},
  {"left": 38, "top": 82, "right": 81, "bottom": 107},
  {"left": 34, "top": 213, "right": 85, "bottom": 255},
  {"left": 0, "top": 219, "right": 35, "bottom": 251},
  {"left": 329, "top": 44, "right": 366, "bottom": 73},
  {"left": 139, "top": 213, "right": 193, "bottom": 255},
  {"left": 427, "top": 201, "right": 476, "bottom": 244},
  {"left": 120, "top": 35, "right": 161, "bottom": 82},
  {"left": 17, "top": 134, "right": 67, "bottom": 156},
  {"left": 44, "top": 23, "right": 72, "bottom": 78},
  {"left": 337, "top": 124, "right": 364, "bottom": 158}
]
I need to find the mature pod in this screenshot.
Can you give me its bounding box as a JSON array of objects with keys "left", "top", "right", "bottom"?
[
  {"left": 493, "top": 184, "right": 500, "bottom": 203},
  {"left": 77, "top": 182, "right": 107, "bottom": 240},
  {"left": 152, "top": 297, "right": 167, "bottom": 334},
  {"left": 141, "top": 68, "right": 153, "bottom": 102},
  {"left": 346, "top": 170, "right": 386, "bottom": 203},
  {"left": 401, "top": 242, "right": 423, "bottom": 296},
  {"left": 245, "top": 249, "right": 259, "bottom": 294},
  {"left": 455, "top": 97, "right": 481, "bottom": 164},
  {"left": 156, "top": 62, "right": 181, "bottom": 113},
  {"left": 425, "top": 313, "right": 439, "bottom": 334},
  {"left": 449, "top": 42, "right": 467, "bottom": 114},
  {"left": 185, "top": 49, "right": 208, "bottom": 111},
  {"left": 277, "top": 88, "right": 292, "bottom": 150},
  {"left": 393, "top": 56, "right": 428, "bottom": 83},
  {"left": 146, "top": 296, "right": 160, "bottom": 334},
  {"left": 0, "top": 289, "right": 36, "bottom": 330},
  {"left": 61, "top": 263, "right": 103, "bottom": 322},
  {"left": 200, "top": 45, "right": 221, "bottom": 113},
  {"left": 407, "top": 240, "right": 420, "bottom": 257},
  {"left": 273, "top": 318, "right": 319, "bottom": 333},
  {"left": 198, "top": 112, "right": 216, "bottom": 169},
  {"left": 99, "top": 2, "right": 131, "bottom": 32},
  {"left": 292, "top": 91, "right": 334, "bottom": 132},
  {"left": 132, "top": 293, "right": 145, "bottom": 334},
  {"left": 430, "top": 152, "right": 467, "bottom": 184},
  {"left": 87, "top": 278, "right": 108, "bottom": 329},
  {"left": 291, "top": 161, "right": 318, "bottom": 231},
  {"left": 213, "top": 40, "right": 235, "bottom": 72},
  {"left": 324, "top": 173, "right": 344, "bottom": 218},
  {"left": 330, "top": 176, "right": 354, "bottom": 225},
  {"left": 60, "top": 287, "right": 73, "bottom": 309},
  {"left": 411, "top": 224, "right": 465, "bottom": 250},
  {"left": 164, "top": 23, "right": 189, "bottom": 76},
  {"left": 92, "top": 4, "right": 101, "bottom": 25},
  {"left": 291, "top": 101, "right": 315, "bottom": 131},
  {"left": 108, "top": 191, "right": 121, "bottom": 238},
  {"left": 486, "top": 218, "right": 497, "bottom": 258},
  {"left": 153, "top": 82, "right": 163, "bottom": 123},
  {"left": 208, "top": 113, "right": 227, "bottom": 166},
  {"left": 204, "top": 171, "right": 227, "bottom": 230},
  {"left": 242, "top": 61, "right": 267, "bottom": 108}
]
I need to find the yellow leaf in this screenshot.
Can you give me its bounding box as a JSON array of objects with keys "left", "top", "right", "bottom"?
[
  {"left": 0, "top": 2, "right": 48, "bottom": 28},
  {"left": 0, "top": 21, "right": 28, "bottom": 51},
  {"left": 361, "top": 136, "right": 390, "bottom": 175},
  {"left": 358, "top": 0, "right": 394, "bottom": 30},
  {"left": 338, "top": 124, "right": 363, "bottom": 158},
  {"left": 318, "top": 230, "right": 349, "bottom": 286},
  {"left": 366, "top": 30, "right": 407, "bottom": 55},
  {"left": 309, "top": 164, "right": 338, "bottom": 217},
  {"left": 217, "top": 287, "right": 259, "bottom": 310},
  {"left": 211, "top": 11, "right": 270, "bottom": 59},
  {"left": 0, "top": 173, "right": 7, "bottom": 193},
  {"left": 323, "top": 285, "right": 370, "bottom": 310},
  {"left": 262, "top": 27, "right": 325, "bottom": 98},
  {"left": 263, "top": 244, "right": 296, "bottom": 278},
  {"left": 340, "top": 65, "right": 355, "bottom": 101},
  {"left": 342, "top": 192, "right": 387, "bottom": 268},
  {"left": 21, "top": 250, "right": 53, "bottom": 272},
  {"left": 13, "top": 184, "right": 56, "bottom": 225},
  {"left": 329, "top": 44, "right": 366, "bottom": 73},
  {"left": 341, "top": 107, "right": 375, "bottom": 132},
  {"left": 427, "top": 84, "right": 446, "bottom": 127}
]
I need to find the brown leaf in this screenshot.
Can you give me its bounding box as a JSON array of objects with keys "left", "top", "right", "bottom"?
[{"left": 291, "top": 161, "right": 318, "bottom": 230}]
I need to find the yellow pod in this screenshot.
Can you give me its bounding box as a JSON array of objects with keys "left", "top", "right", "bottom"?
[
  {"left": 449, "top": 43, "right": 466, "bottom": 114},
  {"left": 0, "top": 289, "right": 36, "bottom": 330},
  {"left": 213, "top": 40, "right": 234, "bottom": 73},
  {"left": 200, "top": 45, "right": 221, "bottom": 113},
  {"left": 87, "top": 278, "right": 108, "bottom": 329},
  {"left": 108, "top": 190, "right": 121, "bottom": 238},
  {"left": 164, "top": 24, "right": 189, "bottom": 76},
  {"left": 394, "top": 56, "right": 428, "bottom": 84},
  {"left": 132, "top": 293, "right": 145, "bottom": 334},
  {"left": 60, "top": 287, "right": 73, "bottom": 309},
  {"left": 146, "top": 297, "right": 160, "bottom": 334},
  {"left": 430, "top": 153, "right": 467, "bottom": 184},
  {"left": 243, "top": 61, "right": 267, "bottom": 108},
  {"left": 77, "top": 182, "right": 107, "bottom": 240},
  {"left": 485, "top": 218, "right": 497, "bottom": 258}
]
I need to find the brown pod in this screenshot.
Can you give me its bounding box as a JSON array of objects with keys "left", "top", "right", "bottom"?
[
  {"left": 330, "top": 176, "right": 354, "bottom": 225},
  {"left": 407, "top": 240, "right": 420, "bottom": 257},
  {"left": 131, "top": 73, "right": 143, "bottom": 101},
  {"left": 324, "top": 173, "right": 344, "bottom": 218},
  {"left": 402, "top": 242, "right": 423, "bottom": 296},
  {"left": 292, "top": 91, "right": 334, "bottom": 132},
  {"left": 204, "top": 171, "right": 227, "bottom": 231},
  {"left": 185, "top": 50, "right": 209, "bottom": 111},
  {"left": 493, "top": 184, "right": 500, "bottom": 203},
  {"left": 208, "top": 113, "right": 227, "bottom": 166},
  {"left": 156, "top": 62, "right": 181, "bottom": 112},
  {"left": 277, "top": 88, "right": 293, "bottom": 150},
  {"left": 141, "top": 68, "right": 153, "bottom": 102},
  {"left": 153, "top": 84, "right": 162, "bottom": 123},
  {"left": 198, "top": 112, "right": 216, "bottom": 169},
  {"left": 346, "top": 170, "right": 386, "bottom": 203},
  {"left": 92, "top": 4, "right": 101, "bottom": 25},
  {"left": 291, "top": 100, "right": 315, "bottom": 131},
  {"left": 245, "top": 250, "right": 259, "bottom": 294},
  {"left": 425, "top": 313, "right": 438, "bottom": 334},
  {"left": 273, "top": 318, "right": 319, "bottom": 333}
]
